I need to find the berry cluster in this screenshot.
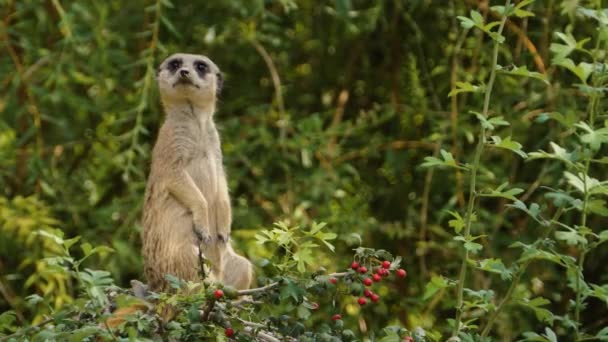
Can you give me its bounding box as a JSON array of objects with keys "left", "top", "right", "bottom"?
[{"left": 349, "top": 259, "right": 407, "bottom": 307}]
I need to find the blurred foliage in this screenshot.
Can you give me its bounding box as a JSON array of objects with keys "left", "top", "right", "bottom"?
[{"left": 1, "top": 0, "right": 608, "bottom": 340}]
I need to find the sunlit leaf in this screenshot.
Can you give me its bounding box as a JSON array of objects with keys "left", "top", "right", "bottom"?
[{"left": 488, "top": 136, "right": 528, "bottom": 158}]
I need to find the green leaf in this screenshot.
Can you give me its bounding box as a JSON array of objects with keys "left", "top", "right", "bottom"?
[
  {"left": 480, "top": 182, "right": 524, "bottom": 201},
  {"left": 575, "top": 121, "right": 608, "bottom": 150},
  {"left": 508, "top": 201, "right": 547, "bottom": 225},
  {"left": 164, "top": 274, "right": 183, "bottom": 289},
  {"left": 81, "top": 242, "right": 93, "bottom": 256},
  {"left": 588, "top": 199, "right": 608, "bottom": 216},
  {"left": 280, "top": 279, "right": 305, "bottom": 303},
  {"left": 517, "top": 298, "right": 555, "bottom": 324},
  {"left": 555, "top": 227, "right": 588, "bottom": 246},
  {"left": 496, "top": 64, "right": 548, "bottom": 83},
  {"left": 598, "top": 230, "right": 608, "bottom": 243},
  {"left": 457, "top": 15, "right": 475, "bottom": 29},
  {"left": 25, "top": 294, "right": 44, "bottom": 306},
  {"left": 470, "top": 10, "right": 484, "bottom": 26},
  {"left": 545, "top": 327, "right": 558, "bottom": 342},
  {"left": 423, "top": 275, "right": 450, "bottom": 300},
  {"left": 297, "top": 304, "right": 311, "bottom": 320},
  {"left": 464, "top": 241, "right": 483, "bottom": 253},
  {"left": 447, "top": 211, "right": 465, "bottom": 233},
  {"left": 0, "top": 311, "right": 16, "bottom": 331},
  {"left": 488, "top": 136, "right": 528, "bottom": 158},
  {"left": 488, "top": 32, "right": 505, "bottom": 43},
  {"left": 596, "top": 325, "right": 608, "bottom": 340},
  {"left": 69, "top": 326, "right": 104, "bottom": 342},
  {"left": 35, "top": 230, "right": 65, "bottom": 245},
  {"left": 421, "top": 149, "right": 468, "bottom": 170},
  {"left": 293, "top": 246, "right": 314, "bottom": 273},
  {"left": 528, "top": 142, "right": 576, "bottom": 166},
  {"left": 477, "top": 258, "right": 512, "bottom": 280},
  {"left": 471, "top": 111, "right": 510, "bottom": 130},
  {"left": 564, "top": 171, "right": 601, "bottom": 194},
  {"left": 553, "top": 58, "right": 594, "bottom": 84},
  {"left": 550, "top": 32, "right": 590, "bottom": 60},
  {"left": 545, "top": 190, "right": 583, "bottom": 209},
  {"left": 448, "top": 81, "right": 484, "bottom": 97},
  {"left": 590, "top": 284, "right": 608, "bottom": 306},
  {"left": 454, "top": 236, "right": 484, "bottom": 254},
  {"left": 378, "top": 329, "right": 401, "bottom": 342},
  {"left": 512, "top": 242, "right": 564, "bottom": 265},
  {"left": 63, "top": 236, "right": 81, "bottom": 250}
]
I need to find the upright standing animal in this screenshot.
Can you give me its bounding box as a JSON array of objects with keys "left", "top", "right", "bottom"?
[{"left": 142, "top": 53, "right": 252, "bottom": 291}]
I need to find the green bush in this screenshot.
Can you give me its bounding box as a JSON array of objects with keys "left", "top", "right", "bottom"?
[{"left": 1, "top": 0, "right": 607, "bottom": 340}]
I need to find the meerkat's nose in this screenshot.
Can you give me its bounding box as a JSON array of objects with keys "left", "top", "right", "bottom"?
[{"left": 179, "top": 69, "right": 189, "bottom": 78}]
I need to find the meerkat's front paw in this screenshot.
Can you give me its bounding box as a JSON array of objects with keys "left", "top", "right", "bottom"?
[
  {"left": 216, "top": 232, "right": 229, "bottom": 244},
  {"left": 193, "top": 218, "right": 212, "bottom": 245},
  {"left": 193, "top": 225, "right": 212, "bottom": 245}
]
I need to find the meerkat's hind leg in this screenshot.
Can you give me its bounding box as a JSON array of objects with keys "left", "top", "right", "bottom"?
[
  {"left": 222, "top": 245, "right": 254, "bottom": 290},
  {"left": 198, "top": 242, "right": 226, "bottom": 282}
]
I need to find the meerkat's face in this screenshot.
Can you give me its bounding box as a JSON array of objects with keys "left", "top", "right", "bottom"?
[{"left": 157, "top": 53, "right": 223, "bottom": 106}]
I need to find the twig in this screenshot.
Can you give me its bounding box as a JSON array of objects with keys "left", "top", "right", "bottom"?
[
  {"left": 242, "top": 326, "right": 282, "bottom": 342},
  {"left": 236, "top": 282, "right": 279, "bottom": 296},
  {"left": 250, "top": 38, "right": 286, "bottom": 145},
  {"left": 450, "top": 17, "right": 471, "bottom": 208},
  {"left": 200, "top": 299, "right": 216, "bottom": 321},
  {"left": 452, "top": 1, "right": 510, "bottom": 337},
  {"left": 235, "top": 271, "right": 348, "bottom": 297}
]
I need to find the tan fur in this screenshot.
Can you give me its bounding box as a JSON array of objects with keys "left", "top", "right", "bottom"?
[
  {"left": 222, "top": 245, "right": 254, "bottom": 290},
  {"left": 142, "top": 53, "right": 251, "bottom": 291}
]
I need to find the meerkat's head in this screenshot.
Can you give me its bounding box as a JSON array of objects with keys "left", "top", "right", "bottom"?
[{"left": 157, "top": 53, "right": 223, "bottom": 110}]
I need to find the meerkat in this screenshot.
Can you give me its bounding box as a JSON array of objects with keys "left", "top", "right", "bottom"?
[{"left": 142, "top": 53, "right": 252, "bottom": 291}]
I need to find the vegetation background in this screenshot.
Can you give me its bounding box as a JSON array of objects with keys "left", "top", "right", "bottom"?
[{"left": 1, "top": 0, "right": 607, "bottom": 341}]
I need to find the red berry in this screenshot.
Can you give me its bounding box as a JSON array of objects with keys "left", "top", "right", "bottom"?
[
  {"left": 331, "top": 314, "right": 342, "bottom": 321},
  {"left": 214, "top": 289, "right": 224, "bottom": 299},
  {"left": 225, "top": 327, "right": 234, "bottom": 337},
  {"left": 382, "top": 269, "right": 390, "bottom": 277},
  {"left": 382, "top": 260, "right": 391, "bottom": 269},
  {"left": 311, "top": 302, "right": 319, "bottom": 310},
  {"left": 397, "top": 269, "right": 407, "bottom": 278},
  {"left": 363, "top": 278, "right": 372, "bottom": 286},
  {"left": 329, "top": 277, "right": 337, "bottom": 284},
  {"left": 358, "top": 297, "right": 367, "bottom": 305},
  {"left": 364, "top": 289, "right": 373, "bottom": 297},
  {"left": 358, "top": 266, "right": 368, "bottom": 274},
  {"left": 371, "top": 293, "right": 380, "bottom": 302},
  {"left": 372, "top": 274, "right": 382, "bottom": 282},
  {"left": 403, "top": 337, "right": 413, "bottom": 341},
  {"left": 351, "top": 261, "right": 360, "bottom": 270}
]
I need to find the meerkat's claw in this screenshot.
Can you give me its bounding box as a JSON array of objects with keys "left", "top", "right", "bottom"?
[
  {"left": 217, "top": 233, "right": 229, "bottom": 244},
  {"left": 193, "top": 225, "right": 212, "bottom": 244}
]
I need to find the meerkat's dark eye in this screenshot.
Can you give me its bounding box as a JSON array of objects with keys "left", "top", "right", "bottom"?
[
  {"left": 195, "top": 61, "right": 209, "bottom": 73},
  {"left": 167, "top": 59, "right": 181, "bottom": 72}
]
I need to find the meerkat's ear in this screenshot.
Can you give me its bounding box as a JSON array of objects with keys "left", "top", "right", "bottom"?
[{"left": 216, "top": 72, "right": 223, "bottom": 97}]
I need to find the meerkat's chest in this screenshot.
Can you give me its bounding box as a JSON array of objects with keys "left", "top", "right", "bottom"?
[{"left": 187, "top": 140, "right": 221, "bottom": 197}]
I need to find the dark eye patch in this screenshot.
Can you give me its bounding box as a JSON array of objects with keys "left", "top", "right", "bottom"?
[
  {"left": 167, "top": 58, "right": 182, "bottom": 73},
  {"left": 194, "top": 60, "right": 209, "bottom": 75}
]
